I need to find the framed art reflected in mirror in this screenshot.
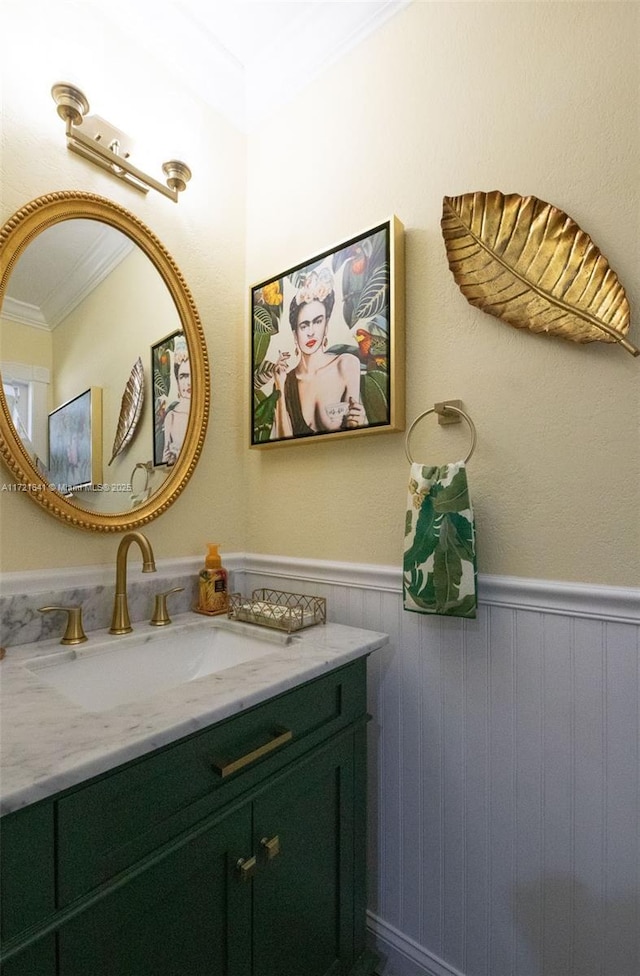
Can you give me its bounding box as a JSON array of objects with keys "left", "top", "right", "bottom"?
[
  {"left": 152, "top": 330, "right": 189, "bottom": 468},
  {"left": 47, "top": 386, "right": 102, "bottom": 494}
]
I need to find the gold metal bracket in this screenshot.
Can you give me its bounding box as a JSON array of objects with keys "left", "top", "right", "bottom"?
[{"left": 434, "top": 399, "right": 463, "bottom": 425}]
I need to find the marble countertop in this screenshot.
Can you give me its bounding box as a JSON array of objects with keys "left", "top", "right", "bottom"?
[{"left": 0, "top": 613, "right": 388, "bottom": 816}]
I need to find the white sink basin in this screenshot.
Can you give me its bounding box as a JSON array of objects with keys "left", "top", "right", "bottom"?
[{"left": 25, "top": 618, "right": 286, "bottom": 713}]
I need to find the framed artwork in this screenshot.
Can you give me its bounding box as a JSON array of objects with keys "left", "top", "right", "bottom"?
[
  {"left": 48, "top": 387, "right": 102, "bottom": 494},
  {"left": 250, "top": 216, "right": 405, "bottom": 447},
  {"left": 152, "top": 330, "right": 190, "bottom": 467}
]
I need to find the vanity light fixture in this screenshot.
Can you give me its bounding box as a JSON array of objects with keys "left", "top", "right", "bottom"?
[{"left": 51, "top": 82, "right": 191, "bottom": 203}]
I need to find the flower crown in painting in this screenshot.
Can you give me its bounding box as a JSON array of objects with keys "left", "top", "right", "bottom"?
[
  {"left": 294, "top": 268, "right": 334, "bottom": 306},
  {"left": 288, "top": 268, "right": 336, "bottom": 329},
  {"left": 173, "top": 333, "right": 189, "bottom": 365}
]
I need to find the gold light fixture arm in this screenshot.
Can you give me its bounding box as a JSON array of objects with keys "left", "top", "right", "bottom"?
[{"left": 52, "top": 83, "right": 191, "bottom": 203}]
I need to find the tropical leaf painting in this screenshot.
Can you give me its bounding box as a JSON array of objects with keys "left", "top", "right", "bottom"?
[
  {"left": 253, "top": 388, "right": 280, "bottom": 442},
  {"left": 153, "top": 340, "right": 173, "bottom": 401},
  {"left": 252, "top": 279, "right": 283, "bottom": 403},
  {"left": 403, "top": 463, "right": 477, "bottom": 618},
  {"left": 441, "top": 191, "right": 638, "bottom": 357},
  {"left": 253, "top": 304, "right": 278, "bottom": 335},
  {"left": 360, "top": 370, "right": 389, "bottom": 424},
  {"left": 250, "top": 219, "right": 402, "bottom": 445},
  {"left": 337, "top": 228, "right": 389, "bottom": 329}
]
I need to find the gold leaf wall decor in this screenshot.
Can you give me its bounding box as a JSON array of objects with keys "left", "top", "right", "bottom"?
[
  {"left": 108, "top": 357, "right": 145, "bottom": 465},
  {"left": 441, "top": 191, "right": 638, "bottom": 357}
]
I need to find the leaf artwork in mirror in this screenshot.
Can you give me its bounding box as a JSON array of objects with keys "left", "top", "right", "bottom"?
[
  {"left": 109, "top": 357, "right": 145, "bottom": 466},
  {"left": 0, "top": 191, "right": 209, "bottom": 531}
]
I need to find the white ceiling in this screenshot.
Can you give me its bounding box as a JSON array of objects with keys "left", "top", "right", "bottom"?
[{"left": 99, "top": 0, "right": 412, "bottom": 130}]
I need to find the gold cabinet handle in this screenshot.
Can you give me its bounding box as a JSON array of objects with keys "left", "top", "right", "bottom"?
[
  {"left": 236, "top": 855, "right": 257, "bottom": 881},
  {"left": 212, "top": 726, "right": 293, "bottom": 778},
  {"left": 260, "top": 835, "right": 281, "bottom": 860}
]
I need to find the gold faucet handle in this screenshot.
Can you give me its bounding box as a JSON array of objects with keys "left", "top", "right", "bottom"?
[
  {"left": 150, "top": 587, "right": 184, "bottom": 626},
  {"left": 38, "top": 605, "right": 88, "bottom": 645}
]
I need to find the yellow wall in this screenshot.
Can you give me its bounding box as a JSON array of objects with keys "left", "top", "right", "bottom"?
[
  {"left": 1, "top": 1, "right": 638, "bottom": 587},
  {"left": 245, "top": 0, "right": 640, "bottom": 586},
  {"left": 0, "top": 0, "right": 247, "bottom": 569},
  {"left": 1, "top": 319, "right": 52, "bottom": 371}
]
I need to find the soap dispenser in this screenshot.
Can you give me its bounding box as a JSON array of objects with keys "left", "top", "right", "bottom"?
[{"left": 197, "top": 543, "right": 229, "bottom": 615}]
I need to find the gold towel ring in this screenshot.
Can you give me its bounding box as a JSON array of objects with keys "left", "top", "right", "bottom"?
[{"left": 405, "top": 404, "right": 477, "bottom": 465}]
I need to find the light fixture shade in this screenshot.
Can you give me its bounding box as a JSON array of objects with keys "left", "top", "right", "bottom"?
[
  {"left": 51, "top": 82, "right": 90, "bottom": 125},
  {"left": 162, "top": 161, "right": 192, "bottom": 193}
]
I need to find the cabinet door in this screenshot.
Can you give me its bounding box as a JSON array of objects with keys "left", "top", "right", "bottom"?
[
  {"left": 0, "top": 936, "right": 56, "bottom": 976},
  {"left": 0, "top": 801, "right": 56, "bottom": 976},
  {"left": 58, "top": 804, "right": 252, "bottom": 976},
  {"left": 252, "top": 732, "right": 357, "bottom": 976}
]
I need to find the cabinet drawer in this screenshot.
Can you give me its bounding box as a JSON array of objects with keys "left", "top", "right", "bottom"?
[{"left": 57, "top": 658, "right": 366, "bottom": 905}]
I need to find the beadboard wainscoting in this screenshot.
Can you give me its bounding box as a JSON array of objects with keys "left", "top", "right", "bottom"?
[{"left": 233, "top": 556, "right": 640, "bottom": 976}]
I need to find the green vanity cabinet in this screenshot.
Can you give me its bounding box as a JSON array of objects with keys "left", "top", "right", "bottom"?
[
  {"left": 0, "top": 938, "right": 56, "bottom": 976},
  {"left": 0, "top": 796, "right": 57, "bottom": 976},
  {"left": 0, "top": 657, "right": 378, "bottom": 976},
  {"left": 57, "top": 802, "right": 253, "bottom": 975},
  {"left": 251, "top": 730, "right": 359, "bottom": 976}
]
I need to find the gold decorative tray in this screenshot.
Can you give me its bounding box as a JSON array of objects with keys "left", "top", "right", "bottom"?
[{"left": 227, "top": 588, "right": 326, "bottom": 634}]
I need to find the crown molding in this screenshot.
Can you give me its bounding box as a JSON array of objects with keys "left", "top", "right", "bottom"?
[
  {"left": 44, "top": 229, "right": 134, "bottom": 329},
  {"left": 3, "top": 226, "right": 134, "bottom": 331},
  {"left": 244, "top": 1, "right": 413, "bottom": 128}
]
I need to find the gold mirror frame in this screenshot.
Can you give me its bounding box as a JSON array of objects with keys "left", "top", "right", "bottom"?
[{"left": 0, "top": 191, "right": 209, "bottom": 532}]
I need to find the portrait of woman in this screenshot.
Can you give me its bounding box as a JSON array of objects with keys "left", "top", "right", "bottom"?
[
  {"left": 162, "top": 340, "right": 191, "bottom": 465},
  {"left": 152, "top": 331, "right": 191, "bottom": 466},
  {"left": 251, "top": 219, "right": 400, "bottom": 446},
  {"left": 271, "top": 269, "right": 367, "bottom": 439}
]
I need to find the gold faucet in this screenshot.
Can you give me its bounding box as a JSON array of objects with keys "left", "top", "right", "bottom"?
[
  {"left": 109, "top": 531, "right": 157, "bottom": 635},
  {"left": 38, "top": 605, "right": 88, "bottom": 645}
]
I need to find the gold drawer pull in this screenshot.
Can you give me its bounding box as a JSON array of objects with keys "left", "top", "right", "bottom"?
[
  {"left": 236, "top": 855, "right": 257, "bottom": 881},
  {"left": 260, "top": 835, "right": 281, "bottom": 860},
  {"left": 212, "top": 726, "right": 293, "bottom": 778}
]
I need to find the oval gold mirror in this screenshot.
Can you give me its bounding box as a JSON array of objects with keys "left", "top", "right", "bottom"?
[{"left": 0, "top": 191, "right": 209, "bottom": 531}]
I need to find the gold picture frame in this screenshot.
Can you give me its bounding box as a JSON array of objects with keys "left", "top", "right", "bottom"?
[
  {"left": 250, "top": 216, "right": 405, "bottom": 448},
  {"left": 0, "top": 191, "right": 209, "bottom": 532}
]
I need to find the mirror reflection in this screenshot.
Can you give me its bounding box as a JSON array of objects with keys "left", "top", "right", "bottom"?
[{"left": 1, "top": 219, "right": 191, "bottom": 514}]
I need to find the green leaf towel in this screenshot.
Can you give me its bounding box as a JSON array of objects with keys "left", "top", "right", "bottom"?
[{"left": 403, "top": 461, "right": 478, "bottom": 618}]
